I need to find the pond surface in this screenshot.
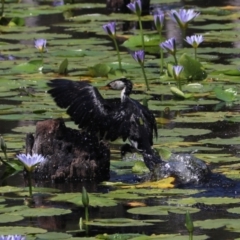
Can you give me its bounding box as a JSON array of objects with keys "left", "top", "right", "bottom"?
[{"left": 1, "top": 0, "right": 240, "bottom": 239}]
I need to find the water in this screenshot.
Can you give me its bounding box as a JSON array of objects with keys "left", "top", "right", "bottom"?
[{"left": 1, "top": 0, "right": 240, "bottom": 239}]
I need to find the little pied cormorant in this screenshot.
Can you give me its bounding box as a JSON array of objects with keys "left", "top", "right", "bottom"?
[{"left": 47, "top": 78, "right": 162, "bottom": 170}]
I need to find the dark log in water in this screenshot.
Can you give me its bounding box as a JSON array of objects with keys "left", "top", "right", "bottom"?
[{"left": 26, "top": 119, "right": 110, "bottom": 182}]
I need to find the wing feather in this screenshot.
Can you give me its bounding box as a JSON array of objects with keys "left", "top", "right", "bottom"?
[
  {"left": 47, "top": 79, "right": 157, "bottom": 146},
  {"left": 48, "top": 79, "right": 111, "bottom": 135}
]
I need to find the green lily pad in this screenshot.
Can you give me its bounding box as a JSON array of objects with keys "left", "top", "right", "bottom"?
[
  {"left": 167, "top": 197, "right": 240, "bottom": 206},
  {"left": 88, "top": 63, "right": 112, "bottom": 77},
  {"left": 50, "top": 193, "right": 118, "bottom": 207},
  {"left": 159, "top": 128, "right": 211, "bottom": 137},
  {"left": 123, "top": 34, "right": 161, "bottom": 48},
  {"left": 35, "top": 232, "right": 72, "bottom": 239},
  {"left": 86, "top": 218, "right": 154, "bottom": 227},
  {"left": 200, "top": 136, "right": 240, "bottom": 145},
  {"left": 179, "top": 53, "right": 207, "bottom": 81},
  {"left": 127, "top": 205, "right": 199, "bottom": 216},
  {"left": 131, "top": 234, "right": 209, "bottom": 240},
  {"left": 0, "top": 226, "right": 46, "bottom": 234},
  {"left": 11, "top": 59, "right": 43, "bottom": 74},
  {"left": 214, "top": 86, "right": 237, "bottom": 102},
  {"left": 132, "top": 161, "right": 149, "bottom": 174},
  {"left": 0, "top": 213, "right": 24, "bottom": 223},
  {"left": 194, "top": 218, "right": 238, "bottom": 230},
  {"left": 0, "top": 185, "right": 23, "bottom": 193}
]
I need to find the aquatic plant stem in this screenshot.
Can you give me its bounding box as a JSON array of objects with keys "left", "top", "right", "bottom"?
[
  {"left": 182, "top": 27, "right": 186, "bottom": 40},
  {"left": 138, "top": 15, "right": 145, "bottom": 49},
  {"left": 194, "top": 48, "right": 197, "bottom": 60},
  {"left": 178, "top": 79, "right": 182, "bottom": 91},
  {"left": 112, "top": 38, "right": 122, "bottom": 70},
  {"left": 173, "top": 54, "right": 178, "bottom": 65},
  {"left": 159, "top": 31, "right": 164, "bottom": 74},
  {"left": 140, "top": 63, "right": 149, "bottom": 91},
  {"left": 189, "top": 232, "right": 193, "bottom": 240},
  {"left": 28, "top": 171, "right": 33, "bottom": 198},
  {"left": 84, "top": 206, "right": 89, "bottom": 222},
  {"left": 41, "top": 51, "right": 44, "bottom": 63}
]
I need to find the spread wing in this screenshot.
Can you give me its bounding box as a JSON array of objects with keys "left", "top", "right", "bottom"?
[
  {"left": 47, "top": 79, "right": 157, "bottom": 145},
  {"left": 48, "top": 79, "right": 115, "bottom": 136}
]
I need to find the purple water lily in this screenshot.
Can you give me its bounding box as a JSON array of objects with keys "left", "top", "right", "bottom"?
[
  {"left": 0, "top": 235, "right": 25, "bottom": 240},
  {"left": 127, "top": 0, "right": 142, "bottom": 16},
  {"left": 131, "top": 50, "right": 145, "bottom": 64},
  {"left": 102, "top": 22, "right": 116, "bottom": 38},
  {"left": 169, "top": 9, "right": 200, "bottom": 29},
  {"left": 16, "top": 153, "right": 45, "bottom": 172},
  {"left": 173, "top": 65, "right": 184, "bottom": 79},
  {"left": 34, "top": 38, "right": 47, "bottom": 52},
  {"left": 185, "top": 35, "right": 203, "bottom": 48},
  {"left": 160, "top": 38, "right": 176, "bottom": 55},
  {"left": 154, "top": 9, "right": 164, "bottom": 32}
]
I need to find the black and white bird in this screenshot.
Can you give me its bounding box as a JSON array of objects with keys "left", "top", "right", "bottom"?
[{"left": 47, "top": 78, "right": 162, "bottom": 170}]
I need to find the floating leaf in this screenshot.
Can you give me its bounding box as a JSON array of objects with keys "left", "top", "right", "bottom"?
[
  {"left": 11, "top": 59, "right": 43, "bottom": 74},
  {"left": 132, "top": 161, "right": 149, "bottom": 174},
  {"left": 0, "top": 185, "right": 23, "bottom": 194},
  {"left": 127, "top": 205, "right": 199, "bottom": 216},
  {"left": 50, "top": 193, "right": 118, "bottom": 207},
  {"left": 179, "top": 53, "right": 207, "bottom": 81},
  {"left": 88, "top": 63, "right": 112, "bottom": 77},
  {"left": 86, "top": 218, "right": 153, "bottom": 227},
  {"left": 123, "top": 34, "right": 161, "bottom": 48},
  {"left": 167, "top": 197, "right": 240, "bottom": 206},
  {"left": 35, "top": 232, "right": 72, "bottom": 239},
  {"left": 0, "top": 226, "right": 46, "bottom": 234},
  {"left": 214, "top": 86, "right": 237, "bottom": 102},
  {"left": 133, "top": 177, "right": 175, "bottom": 189},
  {"left": 0, "top": 214, "right": 23, "bottom": 223}
]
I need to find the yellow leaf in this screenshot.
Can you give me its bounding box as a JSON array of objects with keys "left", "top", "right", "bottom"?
[
  {"left": 135, "top": 177, "right": 175, "bottom": 189},
  {"left": 124, "top": 201, "right": 146, "bottom": 207}
]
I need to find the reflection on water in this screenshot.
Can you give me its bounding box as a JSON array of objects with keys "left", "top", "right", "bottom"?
[{"left": 1, "top": 0, "right": 240, "bottom": 239}]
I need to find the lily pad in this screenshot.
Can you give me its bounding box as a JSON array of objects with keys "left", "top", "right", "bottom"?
[
  {"left": 35, "top": 232, "right": 72, "bottom": 239},
  {"left": 127, "top": 205, "right": 199, "bottom": 216},
  {"left": 178, "top": 53, "right": 207, "bottom": 81},
  {"left": 0, "top": 213, "right": 24, "bottom": 223},
  {"left": 86, "top": 218, "right": 154, "bottom": 227},
  {"left": 0, "top": 226, "right": 46, "bottom": 234},
  {"left": 50, "top": 193, "right": 118, "bottom": 207}
]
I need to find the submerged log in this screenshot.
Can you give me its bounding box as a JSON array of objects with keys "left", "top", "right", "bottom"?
[{"left": 26, "top": 119, "right": 110, "bottom": 182}]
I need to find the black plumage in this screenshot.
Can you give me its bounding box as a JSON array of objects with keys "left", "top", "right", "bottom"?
[{"left": 47, "top": 78, "right": 161, "bottom": 170}]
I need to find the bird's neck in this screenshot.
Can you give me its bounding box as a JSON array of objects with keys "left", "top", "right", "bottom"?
[
  {"left": 120, "top": 85, "right": 132, "bottom": 102},
  {"left": 121, "top": 87, "right": 130, "bottom": 102}
]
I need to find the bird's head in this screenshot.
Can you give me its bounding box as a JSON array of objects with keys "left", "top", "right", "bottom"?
[{"left": 105, "top": 78, "right": 133, "bottom": 97}]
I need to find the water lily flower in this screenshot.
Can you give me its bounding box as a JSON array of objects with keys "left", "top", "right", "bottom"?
[
  {"left": 169, "top": 9, "right": 200, "bottom": 29},
  {"left": 173, "top": 65, "right": 184, "bottom": 90},
  {"left": 103, "top": 22, "right": 122, "bottom": 69},
  {"left": 102, "top": 22, "right": 116, "bottom": 38},
  {"left": 160, "top": 38, "right": 176, "bottom": 55},
  {"left": 154, "top": 9, "right": 164, "bottom": 32},
  {"left": 185, "top": 35, "right": 203, "bottom": 48},
  {"left": 0, "top": 235, "right": 26, "bottom": 240},
  {"left": 131, "top": 50, "right": 145, "bottom": 64},
  {"left": 34, "top": 38, "right": 47, "bottom": 52},
  {"left": 173, "top": 65, "right": 184, "bottom": 80},
  {"left": 131, "top": 50, "right": 149, "bottom": 90},
  {"left": 127, "top": 0, "right": 142, "bottom": 17},
  {"left": 52, "top": 0, "right": 64, "bottom": 6},
  {"left": 16, "top": 153, "right": 45, "bottom": 172}
]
